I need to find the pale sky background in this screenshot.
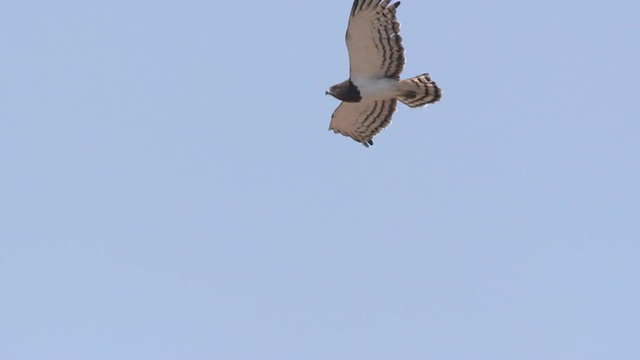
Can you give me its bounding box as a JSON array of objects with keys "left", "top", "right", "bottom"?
[{"left": 2, "top": 1, "right": 639, "bottom": 359}]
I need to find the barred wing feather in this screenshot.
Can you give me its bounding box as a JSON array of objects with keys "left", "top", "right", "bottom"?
[
  {"left": 329, "top": 99, "right": 398, "bottom": 147},
  {"left": 346, "top": 0, "right": 405, "bottom": 80}
]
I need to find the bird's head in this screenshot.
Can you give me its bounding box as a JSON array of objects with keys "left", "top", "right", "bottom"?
[
  {"left": 325, "top": 85, "right": 339, "bottom": 98},
  {"left": 325, "top": 80, "right": 361, "bottom": 102}
]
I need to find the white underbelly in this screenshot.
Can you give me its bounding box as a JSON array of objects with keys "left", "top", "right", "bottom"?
[{"left": 352, "top": 77, "right": 399, "bottom": 100}]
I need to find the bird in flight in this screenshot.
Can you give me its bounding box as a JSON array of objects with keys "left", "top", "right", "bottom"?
[{"left": 326, "top": 0, "right": 442, "bottom": 147}]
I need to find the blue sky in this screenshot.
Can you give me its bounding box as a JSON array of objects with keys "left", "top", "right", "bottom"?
[{"left": 2, "top": 0, "right": 639, "bottom": 359}]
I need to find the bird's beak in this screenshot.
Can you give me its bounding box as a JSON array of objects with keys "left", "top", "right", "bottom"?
[{"left": 325, "top": 90, "right": 330, "bottom": 96}]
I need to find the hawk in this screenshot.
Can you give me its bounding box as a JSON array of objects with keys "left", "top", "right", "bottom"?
[{"left": 326, "top": 0, "right": 442, "bottom": 147}]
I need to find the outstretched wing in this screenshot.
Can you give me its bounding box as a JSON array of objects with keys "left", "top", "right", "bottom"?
[
  {"left": 346, "top": 0, "right": 405, "bottom": 80},
  {"left": 329, "top": 99, "right": 397, "bottom": 147}
]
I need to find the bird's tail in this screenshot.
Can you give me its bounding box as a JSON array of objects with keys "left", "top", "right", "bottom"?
[{"left": 397, "top": 73, "right": 442, "bottom": 108}]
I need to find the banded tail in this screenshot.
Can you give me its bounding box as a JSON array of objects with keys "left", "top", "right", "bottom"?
[{"left": 397, "top": 73, "right": 442, "bottom": 108}]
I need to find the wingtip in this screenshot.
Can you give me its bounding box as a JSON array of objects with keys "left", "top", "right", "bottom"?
[{"left": 350, "top": 0, "right": 359, "bottom": 17}]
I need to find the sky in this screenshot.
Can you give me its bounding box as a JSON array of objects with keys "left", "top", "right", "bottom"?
[{"left": 1, "top": 0, "right": 639, "bottom": 359}]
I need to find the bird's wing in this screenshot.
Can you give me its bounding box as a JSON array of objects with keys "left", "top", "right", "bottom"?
[
  {"left": 329, "top": 99, "right": 397, "bottom": 147},
  {"left": 345, "top": 0, "right": 405, "bottom": 80}
]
